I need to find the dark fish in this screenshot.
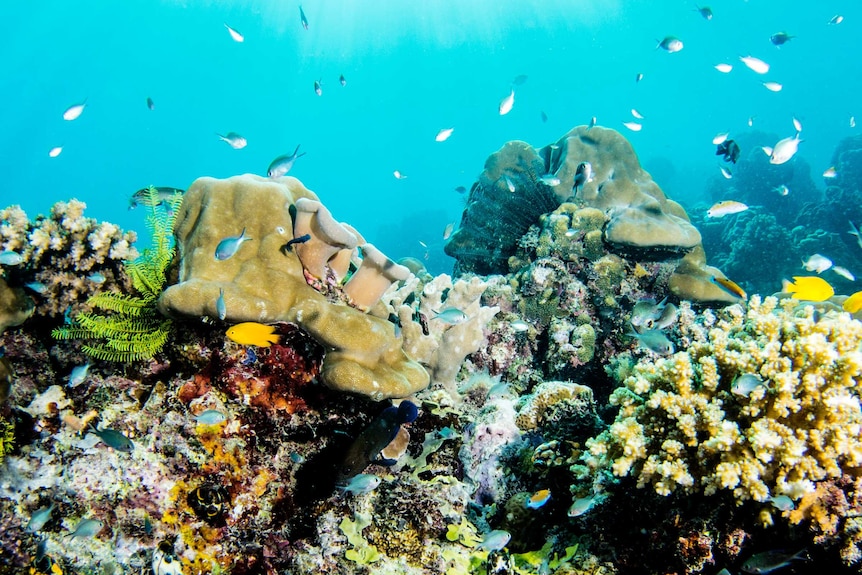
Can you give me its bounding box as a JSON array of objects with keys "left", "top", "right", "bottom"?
[
  {"left": 454, "top": 185, "right": 467, "bottom": 194},
  {"left": 299, "top": 5, "right": 309, "bottom": 30},
  {"left": 716, "top": 139, "right": 740, "bottom": 163},
  {"left": 573, "top": 161, "right": 593, "bottom": 192},
  {"left": 540, "top": 110, "right": 548, "bottom": 123},
  {"left": 129, "top": 187, "right": 185, "bottom": 209},
  {"left": 267, "top": 145, "right": 306, "bottom": 178},
  {"left": 338, "top": 401, "right": 418, "bottom": 482},
  {"left": 146, "top": 97, "right": 155, "bottom": 110},
  {"left": 512, "top": 74, "right": 528, "bottom": 85},
  {"left": 636, "top": 72, "right": 644, "bottom": 83},
  {"left": 770, "top": 32, "right": 794, "bottom": 46},
  {"left": 339, "top": 74, "right": 346, "bottom": 87},
  {"left": 694, "top": 5, "right": 713, "bottom": 20},
  {"left": 281, "top": 233, "right": 311, "bottom": 254},
  {"left": 656, "top": 36, "right": 684, "bottom": 53},
  {"left": 313, "top": 79, "right": 322, "bottom": 96},
  {"left": 741, "top": 549, "right": 807, "bottom": 574}
]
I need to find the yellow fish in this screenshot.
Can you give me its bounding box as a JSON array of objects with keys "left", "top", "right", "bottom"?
[
  {"left": 843, "top": 290, "right": 862, "bottom": 313},
  {"left": 783, "top": 276, "right": 834, "bottom": 302},
  {"left": 225, "top": 322, "right": 281, "bottom": 347}
]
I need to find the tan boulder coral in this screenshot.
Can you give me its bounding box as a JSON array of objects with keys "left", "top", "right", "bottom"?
[
  {"left": 158, "top": 174, "right": 428, "bottom": 400},
  {"left": 447, "top": 125, "right": 735, "bottom": 304},
  {"left": 537, "top": 125, "right": 701, "bottom": 253}
]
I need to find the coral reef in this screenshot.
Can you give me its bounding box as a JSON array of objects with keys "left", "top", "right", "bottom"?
[
  {"left": 52, "top": 187, "right": 180, "bottom": 361},
  {"left": 0, "top": 200, "right": 138, "bottom": 319},
  {"left": 443, "top": 141, "right": 560, "bottom": 275},
  {"left": 386, "top": 273, "right": 500, "bottom": 399},
  {"left": 585, "top": 296, "right": 862, "bottom": 504},
  {"left": 157, "top": 174, "right": 428, "bottom": 400},
  {"left": 446, "top": 126, "right": 735, "bottom": 305}
]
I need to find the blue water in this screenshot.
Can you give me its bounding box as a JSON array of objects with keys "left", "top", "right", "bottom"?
[{"left": 2, "top": 1, "right": 859, "bottom": 274}]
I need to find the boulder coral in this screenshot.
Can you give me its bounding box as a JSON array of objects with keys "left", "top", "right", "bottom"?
[
  {"left": 446, "top": 125, "right": 735, "bottom": 304},
  {"left": 584, "top": 296, "right": 862, "bottom": 504},
  {"left": 157, "top": 174, "right": 428, "bottom": 400}
]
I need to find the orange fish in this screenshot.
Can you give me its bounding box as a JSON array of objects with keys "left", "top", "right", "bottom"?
[
  {"left": 526, "top": 489, "right": 551, "bottom": 509},
  {"left": 711, "top": 276, "right": 747, "bottom": 300}
]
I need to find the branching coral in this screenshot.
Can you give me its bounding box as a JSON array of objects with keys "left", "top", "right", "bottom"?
[
  {"left": 585, "top": 296, "right": 862, "bottom": 504},
  {"left": 0, "top": 200, "right": 138, "bottom": 319},
  {"left": 52, "top": 187, "right": 180, "bottom": 361}
]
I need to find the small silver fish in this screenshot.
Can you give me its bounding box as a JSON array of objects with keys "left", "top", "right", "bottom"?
[
  {"left": 24, "top": 282, "right": 47, "bottom": 294},
  {"left": 442, "top": 223, "right": 455, "bottom": 240},
  {"left": 196, "top": 409, "right": 227, "bottom": 425},
  {"left": 573, "top": 161, "right": 593, "bottom": 192},
  {"left": 68, "top": 362, "right": 91, "bottom": 387},
  {"left": 631, "top": 298, "right": 666, "bottom": 331},
  {"left": 847, "top": 221, "right": 862, "bottom": 250},
  {"left": 217, "top": 132, "right": 247, "bottom": 149},
  {"left": 68, "top": 518, "right": 103, "bottom": 539},
  {"left": 224, "top": 23, "right": 244, "bottom": 42},
  {"left": 630, "top": 329, "right": 674, "bottom": 355},
  {"left": 652, "top": 303, "right": 678, "bottom": 331},
  {"left": 129, "top": 186, "right": 184, "bottom": 210},
  {"left": 510, "top": 319, "right": 530, "bottom": 332},
  {"left": 504, "top": 175, "right": 516, "bottom": 193},
  {"left": 741, "top": 549, "right": 807, "bottom": 574},
  {"left": 216, "top": 288, "right": 226, "bottom": 320},
  {"left": 773, "top": 184, "right": 789, "bottom": 196},
  {"left": 499, "top": 89, "right": 515, "bottom": 115},
  {"left": 267, "top": 145, "right": 306, "bottom": 178},
  {"left": 568, "top": 495, "right": 596, "bottom": 517},
  {"left": 215, "top": 228, "right": 252, "bottom": 261},
  {"left": 90, "top": 426, "right": 134, "bottom": 452},
  {"left": 433, "top": 308, "right": 468, "bottom": 325},
  {"left": 802, "top": 254, "right": 832, "bottom": 273},
  {"left": 63, "top": 101, "right": 86, "bottom": 121},
  {"left": 731, "top": 373, "right": 766, "bottom": 397},
  {"left": 478, "top": 529, "right": 511, "bottom": 551},
  {"left": 26, "top": 504, "right": 55, "bottom": 533},
  {"left": 337, "top": 473, "right": 381, "bottom": 495},
  {"left": 656, "top": 36, "right": 683, "bottom": 53},
  {"left": 87, "top": 272, "right": 106, "bottom": 284},
  {"left": 833, "top": 266, "right": 855, "bottom": 281},
  {"left": 768, "top": 495, "right": 794, "bottom": 511},
  {"left": 0, "top": 251, "right": 23, "bottom": 265},
  {"left": 540, "top": 174, "right": 561, "bottom": 186}
]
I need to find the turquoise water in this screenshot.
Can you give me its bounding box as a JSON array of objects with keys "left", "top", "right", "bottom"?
[{"left": 2, "top": 1, "right": 859, "bottom": 273}]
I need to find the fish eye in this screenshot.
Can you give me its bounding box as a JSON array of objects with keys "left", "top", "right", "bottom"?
[{"left": 276, "top": 226, "right": 286, "bottom": 234}]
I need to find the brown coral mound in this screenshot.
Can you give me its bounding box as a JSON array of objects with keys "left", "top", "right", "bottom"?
[{"left": 158, "top": 174, "right": 428, "bottom": 400}]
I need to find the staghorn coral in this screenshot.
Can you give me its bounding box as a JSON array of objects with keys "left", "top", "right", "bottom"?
[
  {"left": 0, "top": 201, "right": 138, "bottom": 319},
  {"left": 585, "top": 296, "right": 862, "bottom": 505}
]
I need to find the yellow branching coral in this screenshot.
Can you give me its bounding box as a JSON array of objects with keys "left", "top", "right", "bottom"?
[{"left": 585, "top": 296, "right": 862, "bottom": 504}]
